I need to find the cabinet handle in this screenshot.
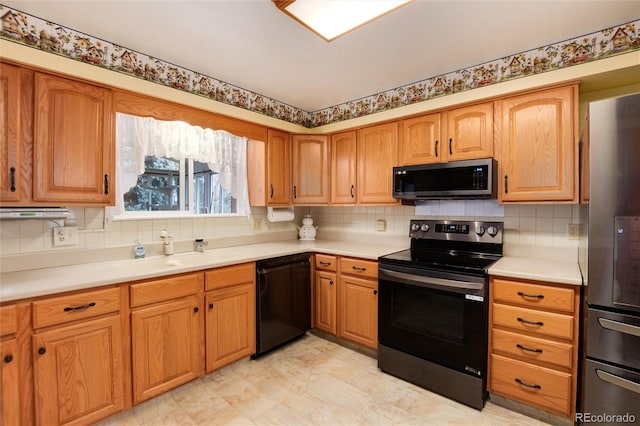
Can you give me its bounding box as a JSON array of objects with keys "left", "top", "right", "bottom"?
[
  {"left": 38, "top": 347, "right": 46, "bottom": 355},
  {"left": 329, "top": 280, "right": 334, "bottom": 285},
  {"left": 193, "top": 307, "right": 199, "bottom": 313},
  {"left": 104, "top": 174, "right": 109, "bottom": 195},
  {"left": 350, "top": 185, "right": 355, "bottom": 198},
  {"left": 373, "top": 290, "right": 378, "bottom": 295},
  {"left": 293, "top": 185, "right": 297, "bottom": 199},
  {"left": 449, "top": 138, "right": 453, "bottom": 155},
  {"left": 435, "top": 140, "right": 439, "bottom": 157},
  {"left": 504, "top": 175, "right": 509, "bottom": 194},
  {"left": 352, "top": 266, "right": 366, "bottom": 272},
  {"left": 517, "top": 291, "right": 544, "bottom": 299},
  {"left": 515, "top": 378, "right": 541, "bottom": 389},
  {"left": 270, "top": 184, "right": 274, "bottom": 198},
  {"left": 516, "top": 343, "right": 543, "bottom": 354},
  {"left": 3, "top": 354, "right": 13, "bottom": 363},
  {"left": 63, "top": 302, "right": 96, "bottom": 312},
  {"left": 517, "top": 317, "right": 544, "bottom": 326},
  {"left": 319, "top": 261, "right": 331, "bottom": 266},
  {"left": 9, "top": 167, "right": 16, "bottom": 192},
  {"left": 209, "top": 303, "right": 214, "bottom": 310}
]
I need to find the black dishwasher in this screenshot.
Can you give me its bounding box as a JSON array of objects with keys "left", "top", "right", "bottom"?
[{"left": 254, "top": 253, "right": 311, "bottom": 357}]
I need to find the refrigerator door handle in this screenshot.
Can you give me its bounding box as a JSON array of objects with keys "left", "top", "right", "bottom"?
[
  {"left": 596, "top": 369, "right": 640, "bottom": 394},
  {"left": 598, "top": 317, "right": 640, "bottom": 338}
]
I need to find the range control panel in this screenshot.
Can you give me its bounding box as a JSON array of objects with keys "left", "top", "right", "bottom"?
[{"left": 409, "top": 219, "right": 503, "bottom": 243}]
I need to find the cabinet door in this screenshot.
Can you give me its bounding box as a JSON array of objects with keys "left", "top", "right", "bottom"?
[
  {"left": 292, "top": 135, "right": 330, "bottom": 204},
  {"left": 497, "top": 85, "right": 577, "bottom": 202},
  {"left": 266, "top": 129, "right": 291, "bottom": 205},
  {"left": 445, "top": 102, "right": 494, "bottom": 161},
  {"left": 315, "top": 270, "right": 337, "bottom": 335},
  {"left": 338, "top": 275, "right": 378, "bottom": 349},
  {"left": 357, "top": 123, "right": 398, "bottom": 205},
  {"left": 0, "top": 63, "right": 32, "bottom": 202},
  {"left": 399, "top": 113, "right": 441, "bottom": 165},
  {"left": 330, "top": 130, "right": 357, "bottom": 204},
  {"left": 205, "top": 283, "right": 255, "bottom": 373},
  {"left": 33, "top": 73, "right": 114, "bottom": 204},
  {"left": 1, "top": 339, "right": 20, "bottom": 426},
  {"left": 32, "top": 315, "right": 124, "bottom": 425},
  {"left": 131, "top": 295, "right": 203, "bottom": 404}
]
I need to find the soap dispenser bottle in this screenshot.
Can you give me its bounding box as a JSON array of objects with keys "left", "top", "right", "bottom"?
[{"left": 134, "top": 239, "right": 146, "bottom": 259}]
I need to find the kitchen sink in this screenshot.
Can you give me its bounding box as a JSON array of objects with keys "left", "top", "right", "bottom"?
[{"left": 116, "top": 249, "right": 241, "bottom": 271}]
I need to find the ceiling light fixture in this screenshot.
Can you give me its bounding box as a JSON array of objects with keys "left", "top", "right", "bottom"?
[{"left": 273, "top": 0, "right": 413, "bottom": 42}]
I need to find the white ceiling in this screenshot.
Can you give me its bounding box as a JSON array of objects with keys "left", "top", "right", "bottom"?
[{"left": 5, "top": 1, "right": 640, "bottom": 112}]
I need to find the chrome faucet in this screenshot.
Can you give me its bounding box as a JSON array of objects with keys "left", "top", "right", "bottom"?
[{"left": 160, "top": 229, "right": 174, "bottom": 255}]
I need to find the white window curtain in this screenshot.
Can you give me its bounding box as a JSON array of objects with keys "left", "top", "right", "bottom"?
[{"left": 110, "top": 112, "right": 250, "bottom": 217}]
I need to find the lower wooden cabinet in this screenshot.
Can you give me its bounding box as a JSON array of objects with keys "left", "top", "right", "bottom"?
[
  {"left": 32, "top": 315, "right": 124, "bottom": 425},
  {"left": 314, "top": 270, "right": 337, "bottom": 335},
  {"left": 488, "top": 276, "right": 580, "bottom": 417},
  {"left": 338, "top": 273, "right": 378, "bottom": 349},
  {"left": 130, "top": 272, "right": 204, "bottom": 405}
]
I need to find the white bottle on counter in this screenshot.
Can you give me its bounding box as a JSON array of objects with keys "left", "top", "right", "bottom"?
[{"left": 133, "top": 239, "right": 146, "bottom": 259}]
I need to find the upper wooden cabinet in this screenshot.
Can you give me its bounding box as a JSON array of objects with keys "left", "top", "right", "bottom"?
[
  {"left": 0, "top": 63, "right": 33, "bottom": 203},
  {"left": 496, "top": 84, "right": 578, "bottom": 203},
  {"left": 330, "top": 130, "right": 358, "bottom": 204},
  {"left": 248, "top": 129, "right": 292, "bottom": 206},
  {"left": 357, "top": 122, "right": 399, "bottom": 205},
  {"left": 292, "top": 135, "right": 330, "bottom": 204},
  {"left": 399, "top": 103, "right": 493, "bottom": 166}
]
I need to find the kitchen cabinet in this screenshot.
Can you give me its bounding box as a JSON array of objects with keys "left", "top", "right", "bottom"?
[
  {"left": 292, "top": 135, "right": 330, "bottom": 204},
  {"left": 0, "top": 305, "right": 20, "bottom": 426},
  {"left": 314, "top": 254, "right": 337, "bottom": 335},
  {"left": 488, "top": 276, "right": 580, "bottom": 417},
  {"left": 330, "top": 130, "right": 358, "bottom": 204},
  {"left": 0, "top": 63, "right": 33, "bottom": 203},
  {"left": 356, "top": 123, "right": 399, "bottom": 205},
  {"left": 31, "top": 287, "right": 124, "bottom": 425},
  {"left": 33, "top": 72, "right": 115, "bottom": 205},
  {"left": 204, "top": 263, "right": 255, "bottom": 373},
  {"left": 130, "top": 272, "right": 204, "bottom": 404},
  {"left": 338, "top": 257, "right": 378, "bottom": 349},
  {"left": 496, "top": 84, "right": 578, "bottom": 203},
  {"left": 398, "top": 102, "right": 492, "bottom": 166},
  {"left": 248, "top": 129, "right": 292, "bottom": 206}
]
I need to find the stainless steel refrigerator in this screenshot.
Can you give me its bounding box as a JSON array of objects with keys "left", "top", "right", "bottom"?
[{"left": 581, "top": 93, "right": 640, "bottom": 422}]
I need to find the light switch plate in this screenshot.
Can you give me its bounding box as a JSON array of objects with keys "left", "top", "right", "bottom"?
[
  {"left": 376, "top": 219, "right": 387, "bottom": 232},
  {"left": 53, "top": 226, "right": 79, "bottom": 246}
]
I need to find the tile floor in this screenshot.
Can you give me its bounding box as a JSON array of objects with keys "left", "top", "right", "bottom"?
[{"left": 99, "top": 333, "right": 549, "bottom": 425}]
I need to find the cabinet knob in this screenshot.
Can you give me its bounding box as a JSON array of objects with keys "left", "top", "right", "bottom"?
[
  {"left": 193, "top": 307, "right": 199, "bottom": 313},
  {"left": 209, "top": 303, "right": 214, "bottom": 310},
  {"left": 329, "top": 280, "right": 334, "bottom": 285},
  {"left": 3, "top": 354, "right": 13, "bottom": 363},
  {"left": 38, "top": 347, "right": 46, "bottom": 355},
  {"left": 373, "top": 290, "right": 378, "bottom": 295}
]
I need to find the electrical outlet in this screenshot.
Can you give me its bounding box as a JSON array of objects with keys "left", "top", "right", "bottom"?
[
  {"left": 376, "top": 219, "right": 387, "bottom": 232},
  {"left": 53, "top": 226, "right": 79, "bottom": 246},
  {"left": 253, "top": 218, "right": 263, "bottom": 231},
  {"left": 567, "top": 224, "right": 579, "bottom": 240}
]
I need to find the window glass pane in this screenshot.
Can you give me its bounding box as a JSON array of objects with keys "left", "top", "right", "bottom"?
[{"left": 124, "top": 156, "right": 181, "bottom": 211}]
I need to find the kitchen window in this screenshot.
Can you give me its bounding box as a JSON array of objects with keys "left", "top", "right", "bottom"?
[{"left": 112, "top": 113, "right": 249, "bottom": 218}]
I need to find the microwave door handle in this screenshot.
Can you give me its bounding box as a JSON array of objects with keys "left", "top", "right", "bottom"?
[
  {"left": 598, "top": 318, "right": 640, "bottom": 338},
  {"left": 595, "top": 369, "right": 640, "bottom": 394},
  {"left": 379, "top": 268, "right": 483, "bottom": 291}
]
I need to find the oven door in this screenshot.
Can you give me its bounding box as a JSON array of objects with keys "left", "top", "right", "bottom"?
[{"left": 378, "top": 265, "right": 488, "bottom": 377}]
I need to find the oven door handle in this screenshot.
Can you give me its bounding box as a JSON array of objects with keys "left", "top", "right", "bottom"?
[{"left": 379, "top": 268, "right": 484, "bottom": 291}]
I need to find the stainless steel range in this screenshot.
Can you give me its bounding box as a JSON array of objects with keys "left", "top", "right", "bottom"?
[{"left": 378, "top": 219, "right": 503, "bottom": 410}]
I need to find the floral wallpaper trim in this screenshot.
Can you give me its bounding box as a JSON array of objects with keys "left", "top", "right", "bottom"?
[{"left": 1, "top": 5, "right": 638, "bottom": 128}]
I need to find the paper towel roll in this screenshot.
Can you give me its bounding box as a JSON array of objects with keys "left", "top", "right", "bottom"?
[{"left": 267, "top": 206, "right": 295, "bottom": 222}]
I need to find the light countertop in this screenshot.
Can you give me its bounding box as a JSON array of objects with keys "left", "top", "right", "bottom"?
[{"left": 488, "top": 256, "right": 583, "bottom": 286}]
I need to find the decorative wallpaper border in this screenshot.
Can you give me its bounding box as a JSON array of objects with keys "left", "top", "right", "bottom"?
[{"left": 1, "top": 5, "right": 638, "bottom": 128}]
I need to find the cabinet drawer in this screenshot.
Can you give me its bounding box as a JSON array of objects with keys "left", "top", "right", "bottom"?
[
  {"left": 315, "top": 254, "right": 337, "bottom": 272},
  {"left": 493, "top": 303, "right": 574, "bottom": 340},
  {"left": 205, "top": 262, "right": 255, "bottom": 291},
  {"left": 490, "top": 354, "right": 571, "bottom": 415},
  {"left": 130, "top": 272, "right": 202, "bottom": 307},
  {"left": 0, "top": 305, "right": 17, "bottom": 336},
  {"left": 492, "top": 328, "right": 573, "bottom": 369},
  {"left": 32, "top": 287, "right": 120, "bottom": 329},
  {"left": 340, "top": 258, "right": 378, "bottom": 279},
  {"left": 492, "top": 278, "right": 575, "bottom": 313}
]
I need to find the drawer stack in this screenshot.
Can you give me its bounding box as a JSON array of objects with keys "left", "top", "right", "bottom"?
[{"left": 488, "top": 277, "right": 580, "bottom": 417}]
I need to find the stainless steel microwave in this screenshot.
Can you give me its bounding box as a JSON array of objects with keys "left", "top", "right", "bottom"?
[{"left": 393, "top": 158, "right": 497, "bottom": 200}]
